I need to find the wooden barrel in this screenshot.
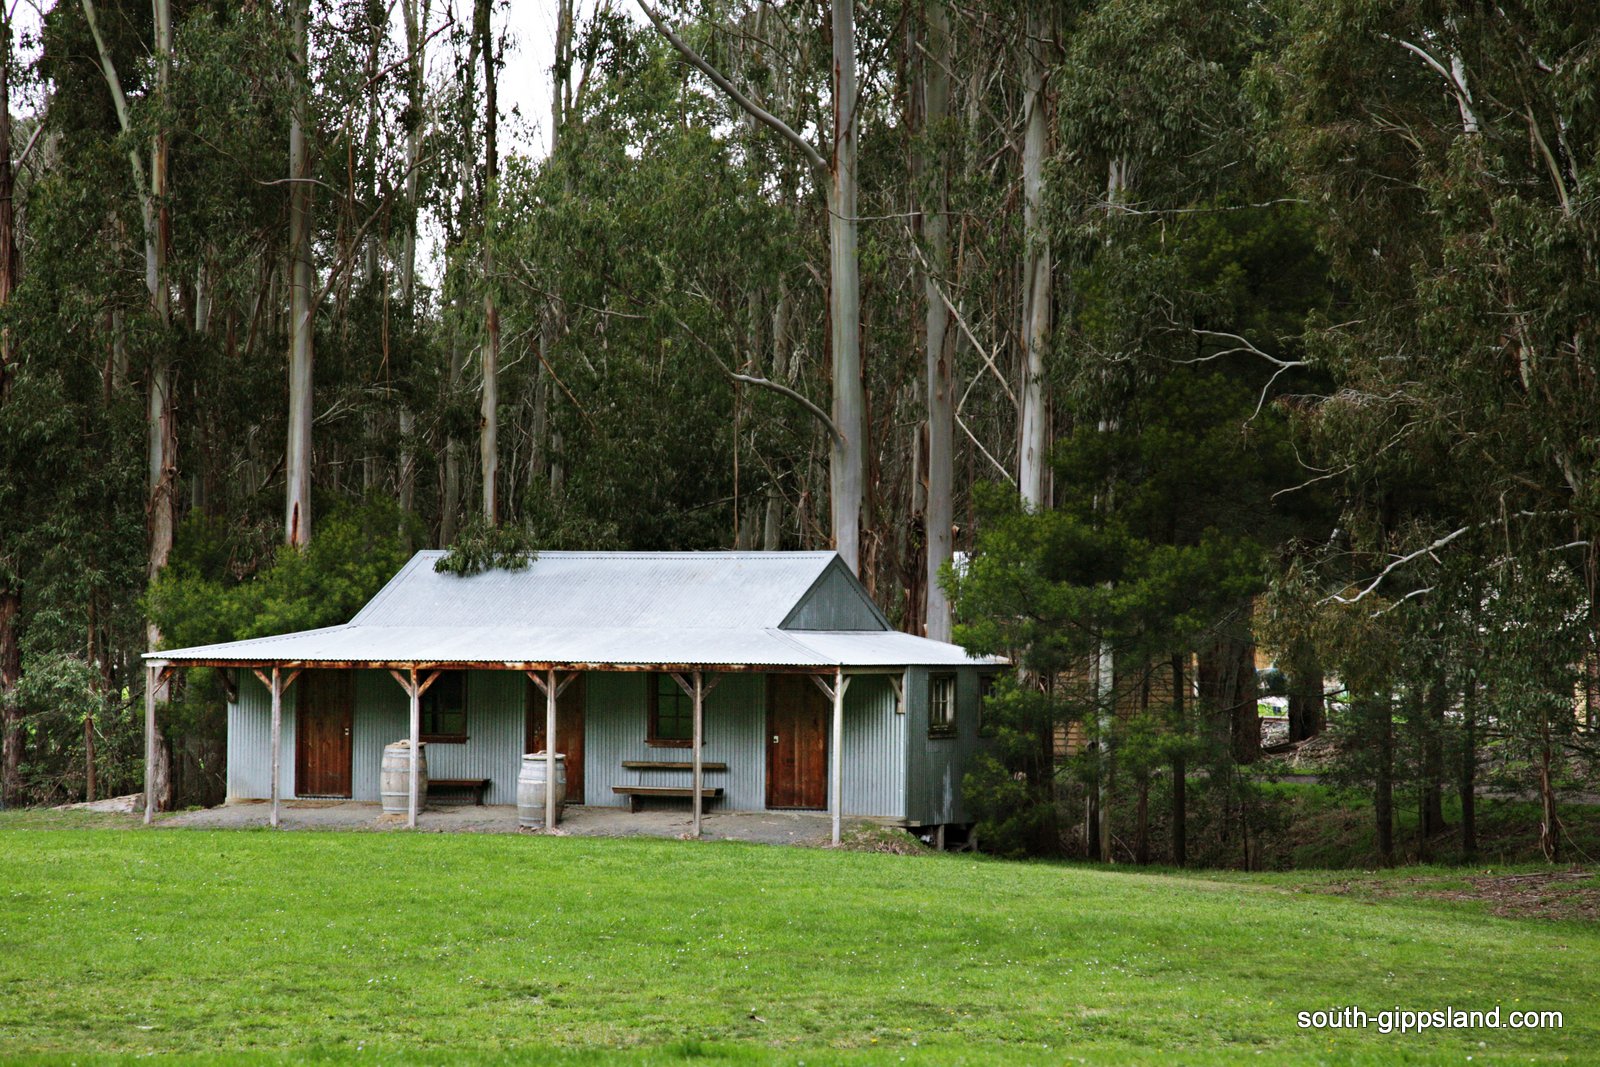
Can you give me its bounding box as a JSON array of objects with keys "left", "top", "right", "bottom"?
[
  {"left": 517, "top": 753, "right": 566, "bottom": 828},
  {"left": 380, "top": 740, "right": 428, "bottom": 815}
]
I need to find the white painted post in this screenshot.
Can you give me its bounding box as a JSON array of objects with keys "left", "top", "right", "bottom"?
[
  {"left": 831, "top": 667, "right": 847, "bottom": 846},
  {"left": 269, "top": 666, "right": 282, "bottom": 829},
  {"left": 692, "top": 670, "right": 704, "bottom": 839},
  {"left": 407, "top": 666, "right": 420, "bottom": 829},
  {"left": 143, "top": 664, "right": 157, "bottom": 825},
  {"left": 545, "top": 668, "right": 557, "bottom": 830}
]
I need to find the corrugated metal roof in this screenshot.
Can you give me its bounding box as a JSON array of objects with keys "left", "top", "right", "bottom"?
[
  {"left": 146, "top": 550, "right": 1001, "bottom": 669},
  {"left": 148, "top": 625, "right": 994, "bottom": 668},
  {"left": 352, "top": 551, "right": 843, "bottom": 630}
]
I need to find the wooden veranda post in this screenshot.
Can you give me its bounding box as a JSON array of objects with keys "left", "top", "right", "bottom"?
[
  {"left": 692, "top": 670, "right": 703, "bottom": 839},
  {"left": 249, "top": 666, "right": 300, "bottom": 829},
  {"left": 408, "top": 666, "right": 420, "bottom": 828},
  {"left": 670, "top": 671, "right": 720, "bottom": 840},
  {"left": 143, "top": 664, "right": 157, "bottom": 824},
  {"left": 811, "top": 669, "right": 851, "bottom": 846},
  {"left": 831, "top": 667, "right": 846, "bottom": 846},
  {"left": 385, "top": 668, "right": 438, "bottom": 830},
  {"left": 271, "top": 667, "right": 283, "bottom": 827},
  {"left": 545, "top": 667, "right": 557, "bottom": 831},
  {"left": 524, "top": 669, "right": 575, "bottom": 829}
]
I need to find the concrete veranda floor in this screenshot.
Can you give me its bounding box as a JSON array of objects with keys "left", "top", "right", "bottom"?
[{"left": 159, "top": 799, "right": 895, "bottom": 846}]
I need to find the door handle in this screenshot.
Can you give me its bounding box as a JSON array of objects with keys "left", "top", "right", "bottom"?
[{"left": 771, "top": 734, "right": 780, "bottom": 744}]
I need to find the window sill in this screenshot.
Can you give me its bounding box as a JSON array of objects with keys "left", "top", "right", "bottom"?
[
  {"left": 646, "top": 739, "right": 693, "bottom": 749},
  {"left": 421, "top": 734, "right": 469, "bottom": 745}
]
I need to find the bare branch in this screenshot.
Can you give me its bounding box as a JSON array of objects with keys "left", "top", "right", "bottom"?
[
  {"left": 905, "top": 223, "right": 1016, "bottom": 408},
  {"left": 636, "top": 0, "right": 828, "bottom": 179},
  {"left": 957, "top": 413, "right": 1015, "bottom": 485},
  {"left": 1325, "top": 525, "right": 1471, "bottom": 606},
  {"left": 731, "top": 373, "right": 842, "bottom": 446},
  {"left": 1180, "top": 328, "right": 1309, "bottom": 420}
]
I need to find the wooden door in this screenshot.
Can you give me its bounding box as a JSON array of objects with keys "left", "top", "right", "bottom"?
[
  {"left": 527, "top": 674, "right": 585, "bottom": 803},
  {"left": 766, "top": 675, "right": 828, "bottom": 810},
  {"left": 295, "top": 670, "right": 353, "bottom": 798}
]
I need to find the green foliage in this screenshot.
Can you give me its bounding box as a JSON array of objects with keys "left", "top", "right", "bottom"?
[
  {"left": 149, "top": 498, "right": 416, "bottom": 649},
  {"left": 434, "top": 514, "right": 538, "bottom": 576}
]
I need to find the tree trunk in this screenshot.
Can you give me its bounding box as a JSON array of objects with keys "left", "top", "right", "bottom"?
[
  {"left": 1199, "top": 624, "right": 1259, "bottom": 765},
  {"left": 147, "top": 0, "right": 176, "bottom": 805},
  {"left": 1372, "top": 694, "right": 1394, "bottom": 866},
  {"left": 1170, "top": 653, "right": 1186, "bottom": 867},
  {"left": 1096, "top": 643, "right": 1114, "bottom": 861},
  {"left": 285, "top": 0, "right": 314, "bottom": 547},
  {"left": 918, "top": 0, "right": 954, "bottom": 642},
  {"left": 1539, "top": 703, "right": 1559, "bottom": 862},
  {"left": 0, "top": 8, "right": 20, "bottom": 809},
  {"left": 1286, "top": 651, "right": 1325, "bottom": 742},
  {"left": 397, "top": 0, "right": 428, "bottom": 546},
  {"left": 477, "top": 0, "right": 499, "bottom": 524},
  {"left": 84, "top": 711, "right": 96, "bottom": 803},
  {"left": 0, "top": 590, "right": 19, "bottom": 807},
  {"left": 1460, "top": 674, "right": 1477, "bottom": 861},
  {"left": 1134, "top": 768, "right": 1149, "bottom": 865},
  {"left": 1421, "top": 679, "right": 1447, "bottom": 839},
  {"left": 1017, "top": 9, "right": 1051, "bottom": 509},
  {"left": 828, "top": 0, "right": 865, "bottom": 575}
]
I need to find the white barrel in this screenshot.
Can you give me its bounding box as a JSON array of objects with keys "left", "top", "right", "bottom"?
[
  {"left": 380, "top": 740, "right": 428, "bottom": 815},
  {"left": 517, "top": 753, "right": 567, "bottom": 828}
]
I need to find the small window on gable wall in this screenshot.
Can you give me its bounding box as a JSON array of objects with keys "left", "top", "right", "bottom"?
[
  {"left": 978, "top": 672, "right": 1000, "bottom": 738},
  {"left": 929, "top": 674, "right": 956, "bottom": 738}
]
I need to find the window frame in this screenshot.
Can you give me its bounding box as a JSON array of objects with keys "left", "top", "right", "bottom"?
[
  {"left": 977, "top": 672, "right": 1003, "bottom": 738},
  {"left": 420, "top": 670, "right": 469, "bottom": 744},
  {"left": 928, "top": 673, "right": 957, "bottom": 739},
  {"left": 647, "top": 672, "right": 695, "bottom": 748}
]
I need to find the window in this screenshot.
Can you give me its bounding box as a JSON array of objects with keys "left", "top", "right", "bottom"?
[
  {"left": 978, "top": 673, "right": 1000, "bottom": 738},
  {"left": 648, "top": 672, "right": 693, "bottom": 747},
  {"left": 421, "top": 671, "right": 467, "bottom": 742},
  {"left": 928, "top": 674, "right": 956, "bottom": 738}
]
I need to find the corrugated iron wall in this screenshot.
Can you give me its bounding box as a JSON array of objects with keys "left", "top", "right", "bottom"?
[
  {"left": 346, "top": 669, "right": 522, "bottom": 804},
  {"left": 584, "top": 672, "right": 767, "bottom": 810},
  {"left": 903, "top": 667, "right": 988, "bottom": 826},
  {"left": 228, "top": 667, "right": 910, "bottom": 817},
  {"left": 841, "top": 675, "right": 904, "bottom": 818},
  {"left": 227, "top": 671, "right": 296, "bottom": 800},
  {"left": 228, "top": 669, "right": 523, "bottom": 804}
]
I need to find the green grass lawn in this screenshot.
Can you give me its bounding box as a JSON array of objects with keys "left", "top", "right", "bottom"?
[{"left": 1, "top": 818, "right": 1596, "bottom": 1065}]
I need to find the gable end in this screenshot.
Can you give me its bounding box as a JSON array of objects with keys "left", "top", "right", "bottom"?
[{"left": 778, "top": 557, "right": 891, "bottom": 631}]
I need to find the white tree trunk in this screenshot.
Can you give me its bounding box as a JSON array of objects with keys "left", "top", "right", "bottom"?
[
  {"left": 829, "top": 0, "right": 865, "bottom": 575},
  {"left": 398, "top": 0, "right": 428, "bottom": 546},
  {"left": 1018, "top": 9, "right": 1051, "bottom": 511},
  {"left": 285, "top": 0, "right": 314, "bottom": 547},
  {"left": 478, "top": 0, "right": 499, "bottom": 524},
  {"left": 920, "top": 0, "right": 954, "bottom": 642}
]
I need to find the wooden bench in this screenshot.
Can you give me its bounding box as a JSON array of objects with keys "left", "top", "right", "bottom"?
[
  {"left": 612, "top": 785, "right": 725, "bottom": 813},
  {"left": 620, "top": 760, "right": 728, "bottom": 772},
  {"left": 427, "top": 778, "right": 491, "bottom": 805}
]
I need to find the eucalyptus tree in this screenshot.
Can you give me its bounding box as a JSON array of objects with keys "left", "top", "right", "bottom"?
[
  {"left": 285, "top": 0, "right": 313, "bottom": 546},
  {"left": 475, "top": 0, "right": 500, "bottom": 524},
  {"left": 1272, "top": 0, "right": 1600, "bottom": 860},
  {"left": 0, "top": 5, "right": 19, "bottom": 806},
  {"left": 640, "top": 0, "right": 866, "bottom": 574},
  {"left": 915, "top": 0, "right": 954, "bottom": 641}
]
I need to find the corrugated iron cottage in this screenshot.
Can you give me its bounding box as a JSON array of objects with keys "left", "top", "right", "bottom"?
[{"left": 142, "top": 551, "right": 999, "bottom": 843}]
